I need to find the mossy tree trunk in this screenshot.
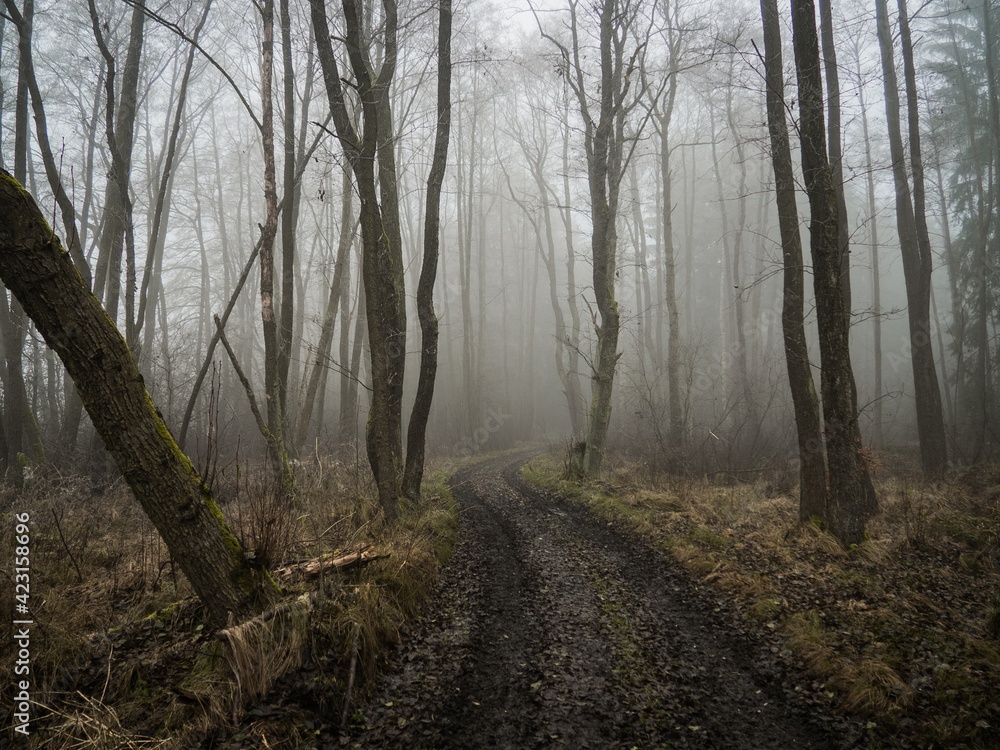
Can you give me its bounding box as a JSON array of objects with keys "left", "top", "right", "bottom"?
[{"left": 0, "top": 171, "right": 270, "bottom": 626}]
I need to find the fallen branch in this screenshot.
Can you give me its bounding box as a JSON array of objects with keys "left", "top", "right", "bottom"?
[
  {"left": 215, "top": 591, "right": 321, "bottom": 640},
  {"left": 272, "top": 546, "right": 384, "bottom": 580}
]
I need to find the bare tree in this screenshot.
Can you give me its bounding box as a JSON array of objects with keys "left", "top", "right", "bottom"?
[
  {"left": 536, "top": 0, "right": 648, "bottom": 477},
  {"left": 403, "top": 0, "right": 452, "bottom": 500},
  {"left": 311, "top": 0, "right": 408, "bottom": 518}
]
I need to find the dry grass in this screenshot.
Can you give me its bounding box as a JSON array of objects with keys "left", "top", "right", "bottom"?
[
  {"left": 521, "top": 451, "right": 1000, "bottom": 746},
  {"left": 0, "top": 452, "right": 461, "bottom": 747},
  {"left": 38, "top": 693, "right": 174, "bottom": 750}
]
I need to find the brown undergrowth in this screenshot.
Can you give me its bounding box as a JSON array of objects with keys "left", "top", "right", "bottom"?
[
  {"left": 0, "top": 452, "right": 462, "bottom": 748},
  {"left": 522, "top": 451, "right": 1000, "bottom": 749}
]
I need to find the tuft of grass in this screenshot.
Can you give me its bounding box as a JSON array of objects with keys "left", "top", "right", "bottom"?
[
  {"left": 840, "top": 658, "right": 912, "bottom": 715},
  {"left": 39, "top": 692, "right": 174, "bottom": 750}
]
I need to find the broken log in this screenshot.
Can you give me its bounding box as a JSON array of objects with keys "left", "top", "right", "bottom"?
[{"left": 272, "top": 546, "right": 384, "bottom": 580}]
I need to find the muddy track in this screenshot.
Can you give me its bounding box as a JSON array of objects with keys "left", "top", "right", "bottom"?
[{"left": 348, "top": 451, "right": 865, "bottom": 749}]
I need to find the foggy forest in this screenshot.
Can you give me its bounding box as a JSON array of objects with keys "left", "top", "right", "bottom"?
[{"left": 1, "top": 0, "right": 999, "bottom": 746}]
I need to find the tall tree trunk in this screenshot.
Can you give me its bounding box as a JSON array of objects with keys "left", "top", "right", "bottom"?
[
  {"left": 134, "top": 0, "right": 212, "bottom": 361},
  {"left": 724, "top": 89, "right": 754, "bottom": 434},
  {"left": 854, "top": 40, "right": 885, "bottom": 449},
  {"left": 659, "top": 108, "right": 683, "bottom": 449},
  {"left": 457, "top": 96, "right": 478, "bottom": 438},
  {"left": 931, "top": 139, "right": 961, "bottom": 434},
  {"left": 792, "top": 0, "right": 875, "bottom": 544},
  {"left": 818, "top": 0, "right": 851, "bottom": 311},
  {"left": 975, "top": 0, "right": 1000, "bottom": 458},
  {"left": 312, "top": 0, "right": 406, "bottom": 519},
  {"left": 403, "top": 0, "right": 451, "bottom": 499},
  {"left": 89, "top": 0, "right": 144, "bottom": 324},
  {"left": 759, "top": 0, "right": 827, "bottom": 522},
  {"left": 258, "top": 0, "right": 294, "bottom": 494},
  {"left": 277, "top": 0, "right": 297, "bottom": 444},
  {"left": 560, "top": 86, "right": 585, "bottom": 436},
  {"left": 295, "top": 164, "right": 355, "bottom": 451},
  {"left": 545, "top": 0, "right": 638, "bottom": 477},
  {"left": 876, "top": 0, "right": 948, "bottom": 473}
]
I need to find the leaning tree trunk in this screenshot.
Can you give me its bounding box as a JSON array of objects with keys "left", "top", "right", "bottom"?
[
  {"left": 0, "top": 171, "right": 269, "bottom": 626},
  {"left": 792, "top": 0, "right": 875, "bottom": 545},
  {"left": 759, "top": 0, "right": 827, "bottom": 522}
]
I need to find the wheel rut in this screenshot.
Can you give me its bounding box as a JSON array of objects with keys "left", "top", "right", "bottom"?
[{"left": 347, "top": 451, "right": 857, "bottom": 749}]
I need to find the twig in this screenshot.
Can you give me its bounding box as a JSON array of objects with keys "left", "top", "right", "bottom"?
[
  {"left": 50, "top": 508, "right": 83, "bottom": 583},
  {"left": 214, "top": 314, "right": 274, "bottom": 447}
]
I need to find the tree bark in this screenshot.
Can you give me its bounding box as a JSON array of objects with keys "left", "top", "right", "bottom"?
[
  {"left": 876, "top": 0, "right": 948, "bottom": 473},
  {"left": 758, "top": 0, "right": 827, "bottom": 523},
  {"left": 792, "top": 0, "right": 874, "bottom": 545},
  {"left": 277, "top": 0, "right": 297, "bottom": 442},
  {"left": 258, "top": 0, "right": 294, "bottom": 494},
  {"left": 403, "top": 0, "right": 452, "bottom": 500},
  {"left": 818, "top": 0, "right": 851, "bottom": 312},
  {"left": 0, "top": 171, "right": 270, "bottom": 626}
]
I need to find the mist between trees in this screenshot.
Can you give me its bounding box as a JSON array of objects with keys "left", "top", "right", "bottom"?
[{"left": 1, "top": 0, "right": 998, "bottom": 559}]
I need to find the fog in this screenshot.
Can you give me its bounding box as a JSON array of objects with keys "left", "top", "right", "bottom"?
[{"left": 1, "top": 0, "right": 996, "bottom": 483}]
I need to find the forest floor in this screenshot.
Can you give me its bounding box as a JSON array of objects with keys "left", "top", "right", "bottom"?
[{"left": 4, "top": 448, "right": 997, "bottom": 749}]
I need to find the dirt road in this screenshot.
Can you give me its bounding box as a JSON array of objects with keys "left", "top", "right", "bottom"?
[{"left": 348, "top": 451, "right": 863, "bottom": 749}]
